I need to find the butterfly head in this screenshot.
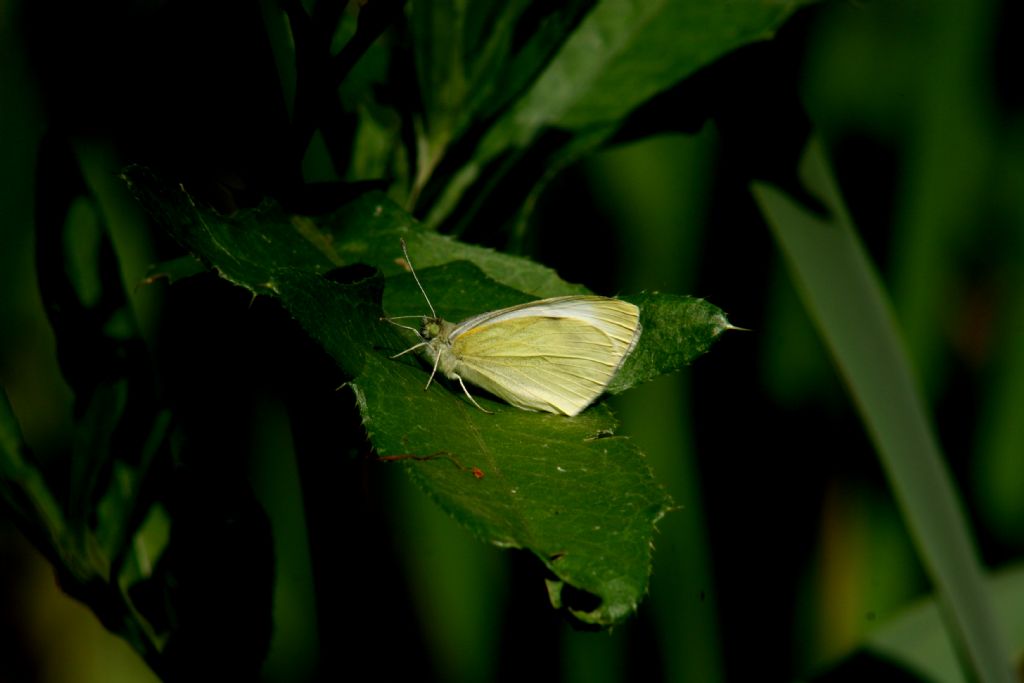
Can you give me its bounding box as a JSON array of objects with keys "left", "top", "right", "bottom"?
[
  {"left": 420, "top": 317, "right": 442, "bottom": 341},
  {"left": 420, "top": 316, "right": 457, "bottom": 344}
]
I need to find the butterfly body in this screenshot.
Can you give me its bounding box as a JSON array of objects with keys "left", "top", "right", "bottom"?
[{"left": 409, "top": 295, "right": 642, "bottom": 416}]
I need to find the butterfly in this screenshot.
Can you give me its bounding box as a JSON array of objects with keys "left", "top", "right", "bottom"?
[{"left": 385, "top": 240, "right": 641, "bottom": 416}]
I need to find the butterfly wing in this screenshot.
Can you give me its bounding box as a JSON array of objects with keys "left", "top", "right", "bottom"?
[{"left": 448, "top": 296, "right": 641, "bottom": 416}]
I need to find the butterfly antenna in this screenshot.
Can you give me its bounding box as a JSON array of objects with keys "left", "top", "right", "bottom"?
[{"left": 401, "top": 238, "right": 437, "bottom": 318}]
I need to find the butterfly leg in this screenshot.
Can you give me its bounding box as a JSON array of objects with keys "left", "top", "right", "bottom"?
[
  {"left": 455, "top": 375, "right": 493, "bottom": 414},
  {"left": 425, "top": 350, "right": 442, "bottom": 390}
]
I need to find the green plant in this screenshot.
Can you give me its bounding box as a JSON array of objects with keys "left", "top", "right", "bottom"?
[{"left": 2, "top": 1, "right": 1021, "bottom": 682}]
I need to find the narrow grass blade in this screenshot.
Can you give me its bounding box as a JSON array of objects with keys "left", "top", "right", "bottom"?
[{"left": 753, "top": 138, "right": 1013, "bottom": 683}]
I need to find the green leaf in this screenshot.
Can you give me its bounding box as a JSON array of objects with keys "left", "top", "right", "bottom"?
[
  {"left": 805, "top": 563, "right": 1024, "bottom": 683},
  {"left": 124, "top": 168, "right": 583, "bottom": 298},
  {"left": 34, "top": 143, "right": 166, "bottom": 569},
  {"left": 410, "top": 2, "right": 595, "bottom": 167},
  {"left": 0, "top": 386, "right": 68, "bottom": 562},
  {"left": 491, "top": 0, "right": 801, "bottom": 134},
  {"left": 753, "top": 138, "right": 1014, "bottom": 683},
  {"left": 369, "top": 262, "right": 681, "bottom": 625},
  {"left": 357, "top": 357, "right": 668, "bottom": 624},
  {"left": 142, "top": 255, "right": 208, "bottom": 286},
  {"left": 610, "top": 293, "right": 731, "bottom": 393},
  {"left": 124, "top": 168, "right": 730, "bottom": 624},
  {"left": 421, "top": 0, "right": 804, "bottom": 227},
  {"left": 18, "top": 138, "right": 174, "bottom": 675}
]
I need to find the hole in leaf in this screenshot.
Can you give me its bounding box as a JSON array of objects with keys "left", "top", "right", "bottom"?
[
  {"left": 325, "top": 263, "right": 377, "bottom": 285},
  {"left": 558, "top": 583, "right": 602, "bottom": 616}
]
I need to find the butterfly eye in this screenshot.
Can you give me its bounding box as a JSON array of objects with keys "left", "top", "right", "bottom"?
[{"left": 423, "top": 321, "right": 441, "bottom": 339}]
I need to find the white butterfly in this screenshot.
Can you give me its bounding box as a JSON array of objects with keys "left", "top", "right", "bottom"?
[{"left": 386, "top": 240, "right": 641, "bottom": 416}]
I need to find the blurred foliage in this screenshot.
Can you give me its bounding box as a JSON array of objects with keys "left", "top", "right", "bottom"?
[{"left": 3, "top": 0, "right": 1024, "bottom": 682}]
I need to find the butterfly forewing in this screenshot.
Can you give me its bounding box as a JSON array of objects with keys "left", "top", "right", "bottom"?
[{"left": 449, "top": 297, "right": 641, "bottom": 416}]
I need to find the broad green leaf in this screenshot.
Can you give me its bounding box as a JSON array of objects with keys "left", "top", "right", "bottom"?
[
  {"left": 124, "top": 168, "right": 731, "bottom": 624},
  {"left": 422, "top": 0, "right": 803, "bottom": 227},
  {"left": 753, "top": 138, "right": 1014, "bottom": 682},
  {"left": 356, "top": 352, "right": 666, "bottom": 624},
  {"left": 610, "top": 292, "right": 731, "bottom": 393},
  {"left": 492, "top": 0, "right": 801, "bottom": 134},
  {"left": 126, "top": 171, "right": 582, "bottom": 298}
]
